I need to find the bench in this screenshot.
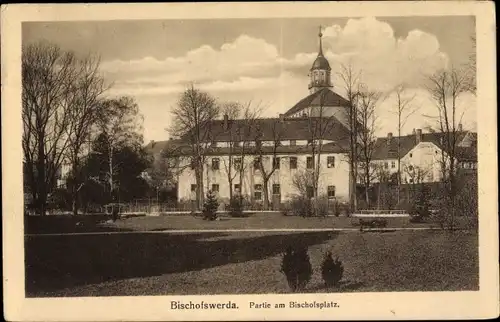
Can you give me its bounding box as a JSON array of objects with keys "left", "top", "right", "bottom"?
[{"left": 359, "top": 218, "right": 388, "bottom": 230}]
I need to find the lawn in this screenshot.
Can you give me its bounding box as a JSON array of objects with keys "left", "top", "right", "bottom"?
[
  {"left": 25, "top": 212, "right": 470, "bottom": 234},
  {"left": 25, "top": 230, "right": 478, "bottom": 297}
]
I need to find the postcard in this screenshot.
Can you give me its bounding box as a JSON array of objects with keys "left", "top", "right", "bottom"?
[{"left": 2, "top": 1, "right": 498, "bottom": 321}]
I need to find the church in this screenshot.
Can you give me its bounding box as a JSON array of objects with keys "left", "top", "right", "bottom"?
[{"left": 146, "top": 29, "right": 355, "bottom": 208}]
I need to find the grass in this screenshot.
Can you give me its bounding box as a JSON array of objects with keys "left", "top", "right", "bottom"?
[
  {"left": 25, "top": 230, "right": 478, "bottom": 297},
  {"left": 25, "top": 212, "right": 475, "bottom": 234}
]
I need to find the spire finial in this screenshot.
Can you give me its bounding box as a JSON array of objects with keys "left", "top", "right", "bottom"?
[{"left": 318, "top": 25, "right": 324, "bottom": 56}]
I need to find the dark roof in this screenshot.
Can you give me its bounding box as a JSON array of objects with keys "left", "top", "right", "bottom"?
[
  {"left": 144, "top": 117, "right": 352, "bottom": 157},
  {"left": 144, "top": 139, "right": 184, "bottom": 156},
  {"left": 373, "top": 131, "right": 477, "bottom": 161},
  {"left": 372, "top": 135, "right": 417, "bottom": 160},
  {"left": 180, "top": 116, "right": 351, "bottom": 143},
  {"left": 283, "top": 88, "right": 350, "bottom": 117},
  {"left": 162, "top": 141, "right": 347, "bottom": 157},
  {"left": 311, "top": 55, "right": 331, "bottom": 71}
]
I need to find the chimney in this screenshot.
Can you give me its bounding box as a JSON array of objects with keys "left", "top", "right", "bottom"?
[
  {"left": 279, "top": 113, "right": 284, "bottom": 122},
  {"left": 387, "top": 132, "right": 393, "bottom": 145},
  {"left": 458, "top": 123, "right": 463, "bottom": 132},
  {"left": 223, "top": 114, "right": 229, "bottom": 130},
  {"left": 415, "top": 129, "right": 422, "bottom": 144}
]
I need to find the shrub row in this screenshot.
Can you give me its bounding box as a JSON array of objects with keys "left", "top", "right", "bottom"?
[{"left": 281, "top": 195, "right": 351, "bottom": 217}]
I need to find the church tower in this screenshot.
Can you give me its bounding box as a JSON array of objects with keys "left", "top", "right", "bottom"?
[{"left": 308, "top": 26, "right": 332, "bottom": 94}]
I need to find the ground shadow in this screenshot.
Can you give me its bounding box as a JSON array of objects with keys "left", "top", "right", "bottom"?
[
  {"left": 25, "top": 230, "right": 337, "bottom": 296},
  {"left": 25, "top": 215, "right": 136, "bottom": 234}
]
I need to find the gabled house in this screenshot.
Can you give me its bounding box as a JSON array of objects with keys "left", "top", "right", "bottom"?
[{"left": 371, "top": 127, "right": 477, "bottom": 184}]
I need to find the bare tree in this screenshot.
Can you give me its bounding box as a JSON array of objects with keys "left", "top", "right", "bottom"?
[
  {"left": 97, "top": 96, "right": 144, "bottom": 203},
  {"left": 169, "top": 86, "right": 220, "bottom": 210},
  {"left": 304, "top": 90, "right": 338, "bottom": 213},
  {"left": 338, "top": 62, "right": 362, "bottom": 212},
  {"left": 291, "top": 170, "right": 314, "bottom": 198},
  {"left": 64, "top": 55, "right": 108, "bottom": 215},
  {"left": 356, "top": 87, "right": 381, "bottom": 208},
  {"left": 465, "top": 35, "right": 476, "bottom": 94},
  {"left": 144, "top": 155, "right": 174, "bottom": 203},
  {"left": 374, "top": 163, "right": 391, "bottom": 210},
  {"left": 425, "top": 67, "right": 469, "bottom": 230},
  {"left": 254, "top": 119, "right": 283, "bottom": 210},
  {"left": 390, "top": 84, "right": 418, "bottom": 204},
  {"left": 402, "top": 164, "right": 430, "bottom": 185},
  {"left": 219, "top": 101, "right": 262, "bottom": 201},
  {"left": 22, "top": 42, "right": 79, "bottom": 215}
]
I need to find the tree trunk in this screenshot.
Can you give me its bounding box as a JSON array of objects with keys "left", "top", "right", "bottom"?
[
  {"left": 377, "top": 183, "right": 381, "bottom": 210},
  {"left": 365, "top": 177, "right": 370, "bottom": 208},
  {"left": 262, "top": 179, "right": 270, "bottom": 210},
  {"left": 37, "top": 139, "right": 47, "bottom": 216},
  {"left": 71, "top": 157, "right": 79, "bottom": 216},
  {"left": 195, "top": 163, "right": 204, "bottom": 211},
  {"left": 108, "top": 145, "right": 114, "bottom": 202}
]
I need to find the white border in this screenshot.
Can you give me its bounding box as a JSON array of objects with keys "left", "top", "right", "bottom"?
[{"left": 2, "top": 2, "right": 498, "bottom": 321}]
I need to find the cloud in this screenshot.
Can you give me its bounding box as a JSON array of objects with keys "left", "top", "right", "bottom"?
[
  {"left": 102, "top": 17, "right": 449, "bottom": 99},
  {"left": 322, "top": 17, "right": 449, "bottom": 92},
  {"left": 98, "top": 17, "right": 468, "bottom": 142}
]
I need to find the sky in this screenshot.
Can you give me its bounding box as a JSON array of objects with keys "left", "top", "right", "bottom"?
[{"left": 23, "top": 16, "right": 476, "bottom": 143}]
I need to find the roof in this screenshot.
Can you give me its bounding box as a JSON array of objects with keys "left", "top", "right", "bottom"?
[
  {"left": 145, "top": 117, "right": 352, "bottom": 157},
  {"left": 180, "top": 116, "right": 351, "bottom": 143},
  {"left": 145, "top": 139, "right": 184, "bottom": 156},
  {"left": 373, "top": 131, "right": 477, "bottom": 161},
  {"left": 283, "top": 88, "right": 350, "bottom": 117},
  {"left": 311, "top": 55, "right": 331, "bottom": 71},
  {"left": 162, "top": 141, "right": 348, "bottom": 157}
]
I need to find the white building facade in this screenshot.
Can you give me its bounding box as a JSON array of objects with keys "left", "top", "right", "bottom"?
[
  {"left": 176, "top": 150, "right": 350, "bottom": 205},
  {"left": 147, "top": 29, "right": 355, "bottom": 207}
]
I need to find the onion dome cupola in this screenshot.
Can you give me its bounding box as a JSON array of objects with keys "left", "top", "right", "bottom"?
[{"left": 308, "top": 26, "right": 333, "bottom": 94}]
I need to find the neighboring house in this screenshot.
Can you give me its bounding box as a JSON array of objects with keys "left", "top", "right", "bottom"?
[
  {"left": 145, "top": 30, "right": 354, "bottom": 204},
  {"left": 371, "top": 128, "right": 477, "bottom": 184},
  {"left": 56, "top": 161, "right": 72, "bottom": 188}
]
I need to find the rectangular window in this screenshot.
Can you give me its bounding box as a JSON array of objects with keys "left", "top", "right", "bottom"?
[
  {"left": 254, "top": 184, "right": 262, "bottom": 200},
  {"left": 290, "top": 157, "right": 298, "bottom": 169},
  {"left": 233, "top": 141, "right": 240, "bottom": 147},
  {"left": 273, "top": 157, "right": 281, "bottom": 169},
  {"left": 272, "top": 184, "right": 280, "bottom": 195},
  {"left": 234, "top": 158, "right": 242, "bottom": 170},
  {"left": 327, "top": 186, "right": 336, "bottom": 198},
  {"left": 306, "top": 156, "right": 314, "bottom": 169},
  {"left": 190, "top": 160, "right": 196, "bottom": 170},
  {"left": 290, "top": 140, "right": 296, "bottom": 146},
  {"left": 211, "top": 184, "right": 219, "bottom": 192},
  {"left": 254, "top": 157, "right": 261, "bottom": 170},
  {"left": 391, "top": 161, "right": 396, "bottom": 168},
  {"left": 212, "top": 142, "right": 218, "bottom": 148},
  {"left": 384, "top": 162, "right": 389, "bottom": 169},
  {"left": 212, "top": 158, "right": 220, "bottom": 170},
  {"left": 190, "top": 184, "right": 197, "bottom": 192},
  {"left": 327, "top": 156, "right": 335, "bottom": 168},
  {"left": 234, "top": 184, "right": 241, "bottom": 193}
]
